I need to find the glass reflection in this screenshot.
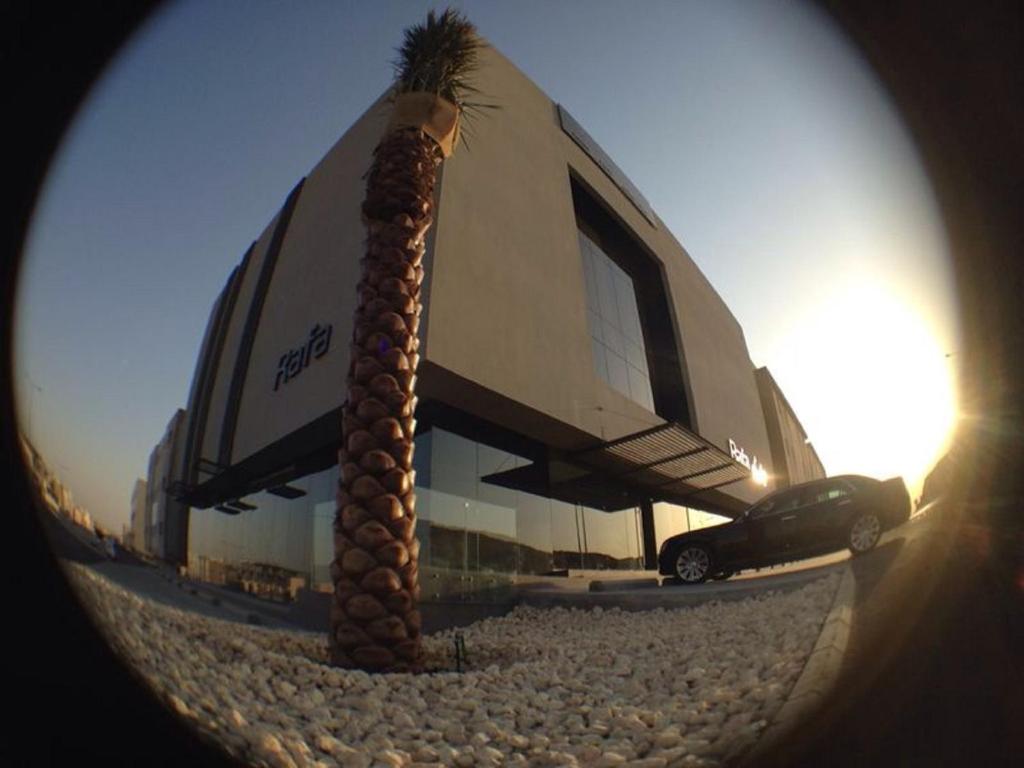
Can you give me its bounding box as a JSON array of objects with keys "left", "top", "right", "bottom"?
[
  {"left": 187, "top": 426, "right": 648, "bottom": 604},
  {"left": 653, "top": 501, "right": 734, "bottom": 551},
  {"left": 579, "top": 230, "right": 655, "bottom": 411},
  {"left": 188, "top": 465, "right": 336, "bottom": 600}
]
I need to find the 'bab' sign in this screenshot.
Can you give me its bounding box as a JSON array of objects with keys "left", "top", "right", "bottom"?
[{"left": 729, "top": 438, "right": 768, "bottom": 487}]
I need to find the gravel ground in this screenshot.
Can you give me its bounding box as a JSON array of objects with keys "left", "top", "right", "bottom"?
[{"left": 65, "top": 564, "right": 838, "bottom": 768}]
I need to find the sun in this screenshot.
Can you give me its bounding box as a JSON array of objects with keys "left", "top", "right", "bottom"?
[{"left": 770, "top": 275, "right": 959, "bottom": 498}]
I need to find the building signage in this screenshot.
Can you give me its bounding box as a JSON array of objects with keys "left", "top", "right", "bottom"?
[
  {"left": 274, "top": 323, "right": 333, "bottom": 391},
  {"left": 729, "top": 438, "right": 768, "bottom": 487}
]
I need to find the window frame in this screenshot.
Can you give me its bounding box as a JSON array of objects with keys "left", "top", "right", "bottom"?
[{"left": 577, "top": 228, "right": 655, "bottom": 410}]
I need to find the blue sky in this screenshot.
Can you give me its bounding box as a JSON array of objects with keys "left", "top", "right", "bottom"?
[{"left": 14, "top": 0, "right": 959, "bottom": 533}]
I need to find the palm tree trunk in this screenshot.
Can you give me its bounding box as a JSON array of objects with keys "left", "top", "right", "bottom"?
[{"left": 328, "top": 125, "right": 442, "bottom": 672}]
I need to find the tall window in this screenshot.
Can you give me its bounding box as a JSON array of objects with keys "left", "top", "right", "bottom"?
[{"left": 579, "top": 230, "right": 655, "bottom": 410}]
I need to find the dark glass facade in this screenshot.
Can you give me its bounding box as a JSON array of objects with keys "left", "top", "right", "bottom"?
[
  {"left": 414, "top": 428, "right": 644, "bottom": 574},
  {"left": 579, "top": 229, "right": 655, "bottom": 411},
  {"left": 187, "top": 426, "right": 646, "bottom": 601},
  {"left": 188, "top": 465, "right": 335, "bottom": 598}
]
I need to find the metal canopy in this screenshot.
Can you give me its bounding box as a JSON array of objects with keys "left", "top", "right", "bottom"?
[
  {"left": 481, "top": 461, "right": 646, "bottom": 512},
  {"left": 267, "top": 484, "right": 306, "bottom": 499},
  {"left": 570, "top": 422, "right": 750, "bottom": 493},
  {"left": 481, "top": 422, "right": 750, "bottom": 513}
]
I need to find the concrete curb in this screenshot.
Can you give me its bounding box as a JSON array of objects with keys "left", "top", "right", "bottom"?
[
  {"left": 520, "top": 564, "right": 842, "bottom": 611},
  {"left": 589, "top": 577, "right": 660, "bottom": 592},
  {"left": 742, "top": 565, "right": 855, "bottom": 763}
]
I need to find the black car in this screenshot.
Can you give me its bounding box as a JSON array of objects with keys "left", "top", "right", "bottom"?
[{"left": 658, "top": 475, "right": 911, "bottom": 584}]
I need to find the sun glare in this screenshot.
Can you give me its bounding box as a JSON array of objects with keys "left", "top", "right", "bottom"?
[{"left": 772, "top": 276, "right": 958, "bottom": 497}]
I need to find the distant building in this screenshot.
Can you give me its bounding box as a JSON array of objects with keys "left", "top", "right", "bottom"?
[
  {"left": 19, "top": 434, "right": 46, "bottom": 479},
  {"left": 18, "top": 435, "right": 91, "bottom": 530},
  {"left": 57, "top": 484, "right": 73, "bottom": 514},
  {"left": 70, "top": 505, "right": 93, "bottom": 532},
  {"left": 129, "top": 478, "right": 148, "bottom": 551},
  {"left": 755, "top": 367, "right": 826, "bottom": 489},
  {"left": 145, "top": 409, "right": 189, "bottom": 563}
]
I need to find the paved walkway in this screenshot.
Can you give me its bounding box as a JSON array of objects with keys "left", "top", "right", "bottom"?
[{"left": 739, "top": 498, "right": 1024, "bottom": 766}]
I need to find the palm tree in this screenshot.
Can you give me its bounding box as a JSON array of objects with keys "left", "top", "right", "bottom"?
[{"left": 329, "top": 9, "right": 484, "bottom": 672}]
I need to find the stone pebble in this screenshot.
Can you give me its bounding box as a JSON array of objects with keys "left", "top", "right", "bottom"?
[{"left": 66, "top": 564, "right": 838, "bottom": 768}]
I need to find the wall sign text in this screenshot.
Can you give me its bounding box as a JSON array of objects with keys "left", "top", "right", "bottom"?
[
  {"left": 274, "top": 323, "right": 333, "bottom": 391},
  {"left": 729, "top": 438, "right": 768, "bottom": 487}
]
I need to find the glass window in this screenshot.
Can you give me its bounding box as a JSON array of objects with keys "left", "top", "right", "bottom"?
[
  {"left": 431, "top": 429, "right": 477, "bottom": 500},
  {"left": 625, "top": 340, "right": 647, "bottom": 370},
  {"left": 190, "top": 425, "right": 658, "bottom": 602},
  {"left": 579, "top": 505, "right": 642, "bottom": 569},
  {"left": 187, "top": 464, "right": 339, "bottom": 600},
  {"left": 581, "top": 249, "right": 599, "bottom": 311},
  {"left": 590, "top": 336, "right": 609, "bottom": 380},
  {"left": 311, "top": 501, "right": 334, "bottom": 589},
  {"left": 605, "top": 351, "right": 630, "bottom": 395},
  {"left": 689, "top": 509, "right": 732, "bottom": 530},
  {"left": 807, "top": 482, "right": 852, "bottom": 504},
  {"left": 628, "top": 365, "right": 653, "bottom": 409},
  {"left": 653, "top": 502, "right": 688, "bottom": 550},
  {"left": 412, "top": 429, "right": 432, "bottom": 486},
  {"left": 516, "top": 488, "right": 553, "bottom": 573},
  {"left": 750, "top": 489, "right": 804, "bottom": 518},
  {"left": 587, "top": 309, "right": 602, "bottom": 341},
  {"left": 578, "top": 229, "right": 655, "bottom": 411},
  {"left": 613, "top": 275, "right": 641, "bottom": 342},
  {"left": 602, "top": 322, "right": 625, "bottom": 357}
]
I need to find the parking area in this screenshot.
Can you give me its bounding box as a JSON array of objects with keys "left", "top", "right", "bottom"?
[{"left": 522, "top": 508, "right": 937, "bottom": 612}]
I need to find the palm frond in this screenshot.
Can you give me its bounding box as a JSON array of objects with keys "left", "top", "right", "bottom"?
[
  {"left": 392, "top": 8, "right": 482, "bottom": 109},
  {"left": 457, "top": 99, "right": 502, "bottom": 153}
]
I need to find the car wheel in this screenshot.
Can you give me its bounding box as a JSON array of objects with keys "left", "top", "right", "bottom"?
[
  {"left": 849, "top": 512, "right": 882, "bottom": 555},
  {"left": 674, "top": 545, "right": 713, "bottom": 584}
]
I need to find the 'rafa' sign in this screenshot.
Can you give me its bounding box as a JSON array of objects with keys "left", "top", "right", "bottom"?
[{"left": 274, "top": 323, "right": 333, "bottom": 391}]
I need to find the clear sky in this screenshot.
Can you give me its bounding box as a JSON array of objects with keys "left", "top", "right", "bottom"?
[{"left": 14, "top": 0, "right": 960, "bottom": 535}]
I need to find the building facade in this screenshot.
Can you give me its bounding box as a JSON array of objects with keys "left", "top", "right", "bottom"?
[
  {"left": 145, "top": 409, "right": 188, "bottom": 562},
  {"left": 172, "top": 47, "right": 816, "bottom": 601},
  {"left": 129, "top": 478, "right": 147, "bottom": 552},
  {"left": 755, "top": 367, "right": 825, "bottom": 489}
]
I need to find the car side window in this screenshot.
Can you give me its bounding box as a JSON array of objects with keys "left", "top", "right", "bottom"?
[
  {"left": 807, "top": 482, "right": 852, "bottom": 505},
  {"left": 774, "top": 492, "right": 804, "bottom": 514},
  {"left": 750, "top": 490, "right": 802, "bottom": 519}
]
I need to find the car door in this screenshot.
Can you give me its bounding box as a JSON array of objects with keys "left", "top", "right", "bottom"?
[
  {"left": 789, "top": 479, "right": 857, "bottom": 553},
  {"left": 746, "top": 488, "right": 805, "bottom": 564}
]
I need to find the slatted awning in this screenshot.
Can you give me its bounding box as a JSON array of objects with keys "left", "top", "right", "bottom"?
[
  {"left": 569, "top": 422, "right": 750, "bottom": 494},
  {"left": 481, "top": 421, "right": 750, "bottom": 513}
]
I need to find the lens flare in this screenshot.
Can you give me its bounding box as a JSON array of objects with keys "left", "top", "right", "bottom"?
[{"left": 770, "top": 275, "right": 958, "bottom": 496}]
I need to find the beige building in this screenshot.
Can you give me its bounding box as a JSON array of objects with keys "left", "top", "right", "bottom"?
[
  {"left": 129, "top": 478, "right": 147, "bottom": 551},
  {"left": 755, "top": 367, "right": 826, "bottom": 489},
  {"left": 172, "top": 46, "right": 818, "bottom": 597},
  {"left": 145, "top": 409, "right": 188, "bottom": 561}
]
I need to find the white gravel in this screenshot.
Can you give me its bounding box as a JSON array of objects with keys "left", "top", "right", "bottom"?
[{"left": 65, "top": 564, "right": 838, "bottom": 768}]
